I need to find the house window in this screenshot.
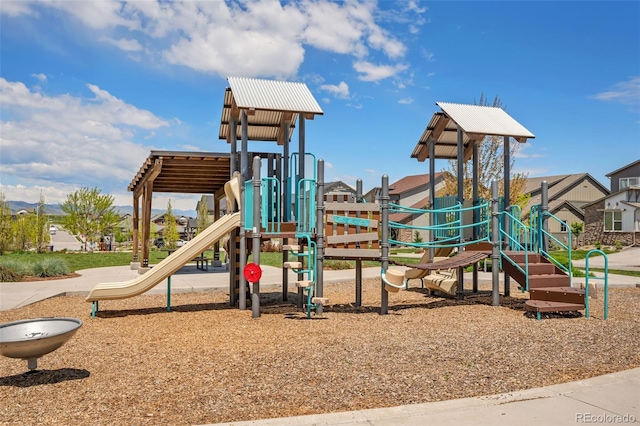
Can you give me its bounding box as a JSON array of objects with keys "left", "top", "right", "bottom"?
[
  {"left": 604, "top": 211, "right": 622, "bottom": 231},
  {"left": 560, "top": 222, "right": 567, "bottom": 232},
  {"left": 620, "top": 177, "right": 639, "bottom": 189}
]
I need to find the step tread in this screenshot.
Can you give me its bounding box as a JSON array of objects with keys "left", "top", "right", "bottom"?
[
  {"left": 529, "top": 286, "right": 585, "bottom": 294},
  {"left": 283, "top": 245, "right": 300, "bottom": 251},
  {"left": 283, "top": 261, "right": 302, "bottom": 268},
  {"left": 311, "top": 297, "right": 330, "bottom": 305},
  {"left": 296, "top": 280, "right": 313, "bottom": 288},
  {"left": 525, "top": 300, "right": 584, "bottom": 312}
]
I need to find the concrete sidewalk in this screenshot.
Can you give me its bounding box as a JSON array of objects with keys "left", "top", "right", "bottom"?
[{"left": 205, "top": 367, "right": 640, "bottom": 426}]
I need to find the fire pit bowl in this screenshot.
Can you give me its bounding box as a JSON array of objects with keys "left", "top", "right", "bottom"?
[{"left": 0, "top": 317, "right": 82, "bottom": 371}]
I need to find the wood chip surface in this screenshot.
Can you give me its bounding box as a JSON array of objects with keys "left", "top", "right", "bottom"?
[{"left": 1, "top": 279, "right": 638, "bottom": 425}]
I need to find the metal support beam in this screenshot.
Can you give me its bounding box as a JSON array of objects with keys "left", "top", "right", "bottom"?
[
  {"left": 472, "top": 141, "right": 479, "bottom": 293},
  {"left": 503, "top": 136, "right": 511, "bottom": 296},
  {"left": 380, "top": 175, "right": 389, "bottom": 315},
  {"left": 252, "top": 156, "right": 261, "bottom": 319},
  {"left": 316, "top": 159, "right": 325, "bottom": 315},
  {"left": 491, "top": 181, "right": 500, "bottom": 307}
]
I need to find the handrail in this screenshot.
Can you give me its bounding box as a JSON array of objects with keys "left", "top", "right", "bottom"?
[
  {"left": 296, "top": 178, "right": 316, "bottom": 234},
  {"left": 499, "top": 210, "right": 530, "bottom": 290},
  {"left": 538, "top": 211, "right": 573, "bottom": 287},
  {"left": 584, "top": 250, "right": 609, "bottom": 320},
  {"left": 261, "top": 177, "right": 281, "bottom": 235}
]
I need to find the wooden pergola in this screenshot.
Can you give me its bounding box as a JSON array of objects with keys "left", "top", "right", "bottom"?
[{"left": 128, "top": 151, "right": 231, "bottom": 269}]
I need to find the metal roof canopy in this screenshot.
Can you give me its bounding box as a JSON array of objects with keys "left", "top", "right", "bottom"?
[
  {"left": 411, "top": 102, "right": 535, "bottom": 162},
  {"left": 219, "top": 77, "right": 324, "bottom": 145},
  {"left": 128, "top": 151, "right": 231, "bottom": 196}
]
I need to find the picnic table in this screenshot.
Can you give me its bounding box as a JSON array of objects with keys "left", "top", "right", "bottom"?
[{"left": 162, "top": 249, "right": 211, "bottom": 271}]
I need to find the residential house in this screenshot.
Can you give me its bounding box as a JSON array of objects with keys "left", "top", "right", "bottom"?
[
  {"left": 521, "top": 173, "right": 609, "bottom": 246},
  {"left": 583, "top": 159, "right": 640, "bottom": 247},
  {"left": 365, "top": 173, "right": 445, "bottom": 244},
  {"left": 151, "top": 212, "right": 193, "bottom": 240}
]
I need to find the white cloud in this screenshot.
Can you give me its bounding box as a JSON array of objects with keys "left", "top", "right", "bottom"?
[
  {"left": 0, "top": 1, "right": 35, "bottom": 17},
  {"left": 13, "top": 1, "right": 416, "bottom": 81},
  {"left": 31, "top": 73, "right": 47, "bottom": 82},
  {"left": 354, "top": 61, "right": 409, "bottom": 82},
  {"left": 100, "top": 37, "right": 143, "bottom": 52},
  {"left": 398, "top": 98, "right": 414, "bottom": 104},
  {"left": 0, "top": 78, "right": 170, "bottom": 200},
  {"left": 320, "top": 81, "right": 350, "bottom": 99},
  {"left": 592, "top": 76, "right": 640, "bottom": 105}
]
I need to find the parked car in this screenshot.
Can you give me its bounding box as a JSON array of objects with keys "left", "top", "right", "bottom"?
[
  {"left": 154, "top": 237, "right": 164, "bottom": 249},
  {"left": 176, "top": 239, "right": 186, "bottom": 247},
  {"left": 49, "top": 225, "right": 57, "bottom": 235}
]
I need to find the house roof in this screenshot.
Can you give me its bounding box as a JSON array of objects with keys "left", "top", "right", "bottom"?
[
  {"left": 218, "top": 77, "right": 323, "bottom": 144},
  {"left": 389, "top": 173, "right": 442, "bottom": 195},
  {"left": 411, "top": 102, "right": 535, "bottom": 162},
  {"left": 325, "top": 181, "right": 356, "bottom": 193},
  {"left": 389, "top": 195, "right": 431, "bottom": 223},
  {"left": 605, "top": 159, "right": 640, "bottom": 177},
  {"left": 523, "top": 173, "right": 610, "bottom": 216}
]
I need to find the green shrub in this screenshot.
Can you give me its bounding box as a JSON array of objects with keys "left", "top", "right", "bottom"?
[
  {"left": 594, "top": 241, "right": 602, "bottom": 250},
  {"left": 614, "top": 240, "right": 623, "bottom": 250},
  {"left": 30, "top": 258, "right": 70, "bottom": 278},
  {"left": 0, "top": 261, "right": 25, "bottom": 282}
]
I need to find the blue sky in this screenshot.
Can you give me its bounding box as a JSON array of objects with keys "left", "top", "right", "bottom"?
[{"left": 1, "top": 0, "right": 639, "bottom": 212}]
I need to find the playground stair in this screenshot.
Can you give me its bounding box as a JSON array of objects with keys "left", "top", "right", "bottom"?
[{"left": 502, "top": 251, "right": 587, "bottom": 319}]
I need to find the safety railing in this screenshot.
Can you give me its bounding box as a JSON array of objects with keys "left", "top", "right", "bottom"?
[
  {"left": 296, "top": 178, "right": 316, "bottom": 235},
  {"left": 261, "top": 177, "right": 281, "bottom": 235},
  {"left": 535, "top": 211, "right": 573, "bottom": 286},
  {"left": 584, "top": 250, "right": 609, "bottom": 320},
  {"left": 387, "top": 201, "right": 491, "bottom": 248},
  {"left": 499, "top": 210, "right": 531, "bottom": 290}
]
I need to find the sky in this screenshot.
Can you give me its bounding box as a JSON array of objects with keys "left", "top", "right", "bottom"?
[{"left": 1, "top": 0, "right": 639, "bottom": 213}]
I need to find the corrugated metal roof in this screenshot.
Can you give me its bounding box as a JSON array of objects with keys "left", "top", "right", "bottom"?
[
  {"left": 437, "top": 102, "right": 535, "bottom": 139},
  {"left": 228, "top": 76, "right": 323, "bottom": 114},
  {"left": 219, "top": 78, "right": 323, "bottom": 143},
  {"left": 411, "top": 102, "right": 535, "bottom": 162}
]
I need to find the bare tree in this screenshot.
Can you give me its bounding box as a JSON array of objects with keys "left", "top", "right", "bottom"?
[{"left": 439, "top": 94, "right": 529, "bottom": 209}]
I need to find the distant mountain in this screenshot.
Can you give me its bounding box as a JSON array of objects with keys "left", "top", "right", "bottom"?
[{"left": 8, "top": 201, "right": 196, "bottom": 218}]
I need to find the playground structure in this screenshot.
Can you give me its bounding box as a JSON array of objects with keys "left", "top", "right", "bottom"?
[{"left": 86, "top": 77, "right": 609, "bottom": 320}]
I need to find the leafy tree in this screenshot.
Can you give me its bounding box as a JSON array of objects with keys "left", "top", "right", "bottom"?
[
  {"left": 439, "top": 94, "right": 528, "bottom": 209},
  {"left": 60, "top": 187, "right": 120, "bottom": 251},
  {"left": 163, "top": 199, "right": 180, "bottom": 249},
  {"left": 0, "top": 192, "right": 12, "bottom": 254},
  {"left": 570, "top": 222, "right": 584, "bottom": 249},
  {"left": 33, "top": 193, "right": 50, "bottom": 253},
  {"left": 197, "top": 195, "right": 212, "bottom": 234},
  {"left": 12, "top": 214, "right": 31, "bottom": 251}
]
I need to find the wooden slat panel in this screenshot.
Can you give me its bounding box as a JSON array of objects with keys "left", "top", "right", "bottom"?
[
  {"left": 324, "top": 202, "right": 380, "bottom": 212},
  {"left": 326, "top": 215, "right": 379, "bottom": 228},
  {"left": 327, "top": 232, "right": 379, "bottom": 245},
  {"left": 324, "top": 248, "right": 381, "bottom": 259}
]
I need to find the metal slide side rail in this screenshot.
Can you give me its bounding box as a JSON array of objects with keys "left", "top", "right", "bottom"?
[
  {"left": 537, "top": 211, "right": 573, "bottom": 286},
  {"left": 260, "top": 177, "right": 281, "bottom": 235},
  {"left": 499, "top": 210, "right": 531, "bottom": 291},
  {"left": 584, "top": 250, "right": 609, "bottom": 320}
]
